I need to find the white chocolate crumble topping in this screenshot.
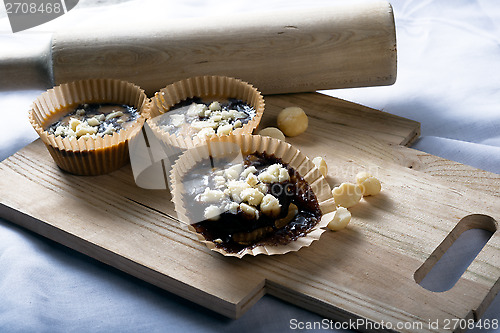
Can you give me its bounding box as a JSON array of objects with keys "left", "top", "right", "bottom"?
[
  {"left": 197, "top": 162, "right": 290, "bottom": 221},
  {"left": 154, "top": 99, "right": 256, "bottom": 140},
  {"left": 47, "top": 104, "right": 138, "bottom": 140}
]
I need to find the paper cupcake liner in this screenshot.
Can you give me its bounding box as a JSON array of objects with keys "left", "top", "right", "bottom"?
[
  {"left": 28, "top": 79, "right": 149, "bottom": 176},
  {"left": 170, "top": 134, "right": 336, "bottom": 258},
  {"left": 146, "top": 75, "right": 265, "bottom": 150}
]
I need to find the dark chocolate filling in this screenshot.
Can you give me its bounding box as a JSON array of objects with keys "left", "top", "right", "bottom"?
[{"left": 184, "top": 152, "right": 322, "bottom": 254}]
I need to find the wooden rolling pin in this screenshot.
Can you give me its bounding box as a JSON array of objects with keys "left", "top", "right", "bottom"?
[{"left": 1, "top": 1, "right": 396, "bottom": 95}]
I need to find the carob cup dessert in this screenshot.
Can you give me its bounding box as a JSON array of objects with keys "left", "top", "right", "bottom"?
[
  {"left": 28, "top": 79, "right": 149, "bottom": 176},
  {"left": 147, "top": 76, "right": 264, "bottom": 149},
  {"left": 45, "top": 103, "right": 140, "bottom": 140},
  {"left": 171, "top": 134, "right": 336, "bottom": 257}
]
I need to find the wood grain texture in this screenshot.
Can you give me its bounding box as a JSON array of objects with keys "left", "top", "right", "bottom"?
[
  {"left": 51, "top": 1, "right": 396, "bottom": 95},
  {"left": 1, "top": 92, "right": 499, "bottom": 332}
]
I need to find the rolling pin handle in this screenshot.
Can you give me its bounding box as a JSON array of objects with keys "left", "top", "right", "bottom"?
[{"left": 0, "top": 34, "right": 53, "bottom": 91}]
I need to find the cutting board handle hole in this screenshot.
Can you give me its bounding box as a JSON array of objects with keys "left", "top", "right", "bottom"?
[{"left": 414, "top": 214, "right": 497, "bottom": 292}]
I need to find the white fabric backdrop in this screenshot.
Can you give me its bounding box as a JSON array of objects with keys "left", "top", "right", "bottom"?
[{"left": 0, "top": 0, "right": 499, "bottom": 332}]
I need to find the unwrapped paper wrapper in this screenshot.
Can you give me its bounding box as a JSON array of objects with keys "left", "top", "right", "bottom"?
[{"left": 170, "top": 134, "right": 336, "bottom": 258}]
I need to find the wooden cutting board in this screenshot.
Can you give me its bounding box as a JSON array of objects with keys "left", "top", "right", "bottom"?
[{"left": 1, "top": 92, "right": 499, "bottom": 332}]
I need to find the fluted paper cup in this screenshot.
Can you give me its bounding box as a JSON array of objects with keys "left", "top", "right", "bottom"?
[{"left": 28, "top": 79, "right": 149, "bottom": 176}]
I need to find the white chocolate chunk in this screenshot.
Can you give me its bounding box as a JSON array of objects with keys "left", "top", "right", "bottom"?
[
  {"left": 213, "top": 175, "right": 226, "bottom": 188},
  {"left": 239, "top": 203, "right": 259, "bottom": 219},
  {"left": 246, "top": 173, "right": 259, "bottom": 187},
  {"left": 87, "top": 117, "right": 101, "bottom": 127},
  {"left": 100, "top": 124, "right": 116, "bottom": 136},
  {"left": 258, "top": 164, "right": 288, "bottom": 183},
  {"left": 191, "top": 120, "right": 217, "bottom": 130},
  {"left": 332, "top": 183, "right": 362, "bottom": 208},
  {"left": 258, "top": 171, "right": 278, "bottom": 183},
  {"left": 234, "top": 111, "right": 247, "bottom": 119},
  {"left": 257, "top": 182, "right": 268, "bottom": 194},
  {"left": 327, "top": 207, "right": 352, "bottom": 231},
  {"left": 54, "top": 125, "right": 67, "bottom": 137},
  {"left": 240, "top": 188, "right": 265, "bottom": 206},
  {"left": 69, "top": 118, "right": 81, "bottom": 132},
  {"left": 278, "top": 168, "right": 290, "bottom": 182},
  {"left": 209, "top": 101, "right": 221, "bottom": 111},
  {"left": 226, "top": 180, "right": 251, "bottom": 203},
  {"left": 170, "top": 114, "right": 185, "bottom": 127},
  {"left": 267, "top": 164, "right": 282, "bottom": 177},
  {"left": 312, "top": 156, "right": 328, "bottom": 177},
  {"left": 355, "top": 171, "right": 372, "bottom": 184},
  {"left": 199, "top": 188, "right": 225, "bottom": 203},
  {"left": 75, "top": 122, "right": 98, "bottom": 137},
  {"left": 240, "top": 166, "right": 257, "bottom": 179},
  {"left": 210, "top": 115, "right": 223, "bottom": 122},
  {"left": 65, "top": 129, "right": 76, "bottom": 137},
  {"left": 217, "top": 124, "right": 233, "bottom": 136},
  {"left": 260, "top": 194, "right": 281, "bottom": 218},
  {"left": 187, "top": 103, "right": 208, "bottom": 117},
  {"left": 196, "top": 127, "right": 215, "bottom": 138},
  {"left": 356, "top": 172, "right": 382, "bottom": 196},
  {"left": 204, "top": 205, "right": 221, "bottom": 221},
  {"left": 225, "top": 201, "right": 240, "bottom": 215},
  {"left": 233, "top": 120, "right": 242, "bottom": 128},
  {"left": 105, "top": 110, "right": 124, "bottom": 121},
  {"left": 277, "top": 106, "right": 308, "bottom": 137},
  {"left": 224, "top": 164, "right": 243, "bottom": 180}
]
